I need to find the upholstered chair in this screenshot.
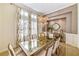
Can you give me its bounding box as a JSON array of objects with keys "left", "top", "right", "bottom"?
[{"left": 8, "top": 43, "right": 26, "bottom": 56}]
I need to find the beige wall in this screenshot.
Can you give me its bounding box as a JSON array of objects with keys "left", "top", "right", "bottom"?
[
  {"left": 48, "top": 18, "right": 66, "bottom": 32},
  {"left": 78, "top": 4, "right": 79, "bottom": 34},
  {"left": 47, "top": 4, "right": 77, "bottom": 34},
  {"left": 77, "top": 4, "right": 79, "bottom": 48},
  {"left": 0, "top": 3, "right": 17, "bottom": 51},
  {"left": 46, "top": 4, "right": 79, "bottom": 48},
  {"left": 50, "top": 12, "right": 72, "bottom": 33}
]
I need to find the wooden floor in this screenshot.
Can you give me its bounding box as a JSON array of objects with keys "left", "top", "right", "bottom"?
[
  {"left": 0, "top": 43, "right": 79, "bottom": 56},
  {"left": 0, "top": 51, "right": 8, "bottom": 56},
  {"left": 59, "top": 43, "right": 79, "bottom": 56},
  {"left": 66, "top": 44, "right": 79, "bottom": 56}
]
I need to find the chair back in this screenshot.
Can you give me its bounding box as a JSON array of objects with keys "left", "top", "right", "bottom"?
[
  {"left": 52, "top": 38, "right": 60, "bottom": 54},
  {"left": 39, "top": 32, "right": 45, "bottom": 37},
  {"left": 48, "top": 33, "right": 53, "bottom": 38},
  {"left": 39, "top": 33, "right": 44, "bottom": 40},
  {"left": 46, "top": 43, "right": 54, "bottom": 56},
  {"left": 8, "top": 43, "right": 16, "bottom": 56}
]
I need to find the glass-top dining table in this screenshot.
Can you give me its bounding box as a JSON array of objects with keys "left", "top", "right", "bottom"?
[{"left": 19, "top": 39, "right": 54, "bottom": 56}]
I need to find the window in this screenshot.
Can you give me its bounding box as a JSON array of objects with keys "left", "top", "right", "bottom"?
[
  {"left": 18, "top": 9, "right": 29, "bottom": 41},
  {"left": 31, "top": 14, "right": 37, "bottom": 40},
  {"left": 18, "top": 9, "right": 38, "bottom": 42}
]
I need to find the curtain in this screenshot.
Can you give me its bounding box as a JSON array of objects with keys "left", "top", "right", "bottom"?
[{"left": 18, "top": 9, "right": 29, "bottom": 42}]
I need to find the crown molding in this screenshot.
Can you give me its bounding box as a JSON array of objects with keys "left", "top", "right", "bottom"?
[{"left": 12, "top": 3, "right": 44, "bottom": 16}]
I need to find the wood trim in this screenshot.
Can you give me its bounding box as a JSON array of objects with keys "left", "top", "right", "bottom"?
[
  {"left": 48, "top": 12, "right": 72, "bottom": 18},
  {"left": 47, "top": 17, "right": 66, "bottom": 22}
]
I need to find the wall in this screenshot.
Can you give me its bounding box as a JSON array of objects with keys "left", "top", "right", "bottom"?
[
  {"left": 0, "top": 3, "right": 18, "bottom": 52},
  {"left": 77, "top": 4, "right": 79, "bottom": 48},
  {"left": 66, "top": 33, "right": 78, "bottom": 48},
  {"left": 46, "top": 4, "right": 79, "bottom": 48},
  {"left": 46, "top": 4, "right": 77, "bottom": 34},
  {"left": 48, "top": 18, "right": 66, "bottom": 32},
  {"left": 48, "top": 13, "right": 72, "bottom": 33}
]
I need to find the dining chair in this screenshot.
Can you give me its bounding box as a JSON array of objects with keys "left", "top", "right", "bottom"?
[
  {"left": 35, "top": 49, "right": 47, "bottom": 56},
  {"left": 45, "top": 43, "right": 54, "bottom": 56},
  {"left": 39, "top": 32, "right": 46, "bottom": 38},
  {"left": 39, "top": 32, "right": 47, "bottom": 45},
  {"left": 8, "top": 43, "right": 16, "bottom": 56},
  {"left": 35, "top": 37, "right": 60, "bottom": 56},
  {"left": 8, "top": 43, "right": 26, "bottom": 56},
  {"left": 51, "top": 38, "right": 60, "bottom": 56},
  {"left": 35, "top": 42, "right": 54, "bottom": 56}
]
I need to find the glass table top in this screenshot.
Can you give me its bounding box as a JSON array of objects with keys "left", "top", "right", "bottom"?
[
  {"left": 21, "top": 39, "right": 38, "bottom": 51},
  {"left": 19, "top": 39, "right": 54, "bottom": 56}
]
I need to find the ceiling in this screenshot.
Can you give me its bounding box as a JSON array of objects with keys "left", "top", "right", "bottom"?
[{"left": 23, "top": 3, "right": 75, "bottom": 15}]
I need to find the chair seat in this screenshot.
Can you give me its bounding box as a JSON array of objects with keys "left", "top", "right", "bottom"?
[
  {"left": 15, "top": 47, "right": 26, "bottom": 56},
  {"left": 51, "top": 38, "right": 60, "bottom": 56},
  {"left": 14, "top": 47, "right": 22, "bottom": 54},
  {"left": 8, "top": 43, "right": 26, "bottom": 56},
  {"left": 17, "top": 51, "right": 26, "bottom": 56},
  {"left": 36, "top": 50, "right": 46, "bottom": 56},
  {"left": 46, "top": 46, "right": 54, "bottom": 56}
]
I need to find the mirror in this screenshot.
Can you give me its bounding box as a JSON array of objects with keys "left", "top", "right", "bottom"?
[{"left": 52, "top": 23, "right": 60, "bottom": 31}]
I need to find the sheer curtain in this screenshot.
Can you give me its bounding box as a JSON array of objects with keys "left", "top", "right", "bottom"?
[
  {"left": 31, "top": 14, "right": 37, "bottom": 39},
  {"left": 18, "top": 9, "right": 29, "bottom": 42},
  {"left": 31, "top": 14, "right": 38, "bottom": 48},
  {"left": 17, "top": 9, "right": 38, "bottom": 48}
]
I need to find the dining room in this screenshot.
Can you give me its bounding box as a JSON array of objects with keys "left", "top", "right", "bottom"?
[{"left": 0, "top": 3, "right": 79, "bottom": 56}]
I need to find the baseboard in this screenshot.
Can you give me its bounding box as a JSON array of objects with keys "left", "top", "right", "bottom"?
[
  {"left": 66, "top": 43, "right": 79, "bottom": 49},
  {"left": 0, "top": 46, "right": 16, "bottom": 55},
  {"left": 0, "top": 48, "right": 8, "bottom": 53}
]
